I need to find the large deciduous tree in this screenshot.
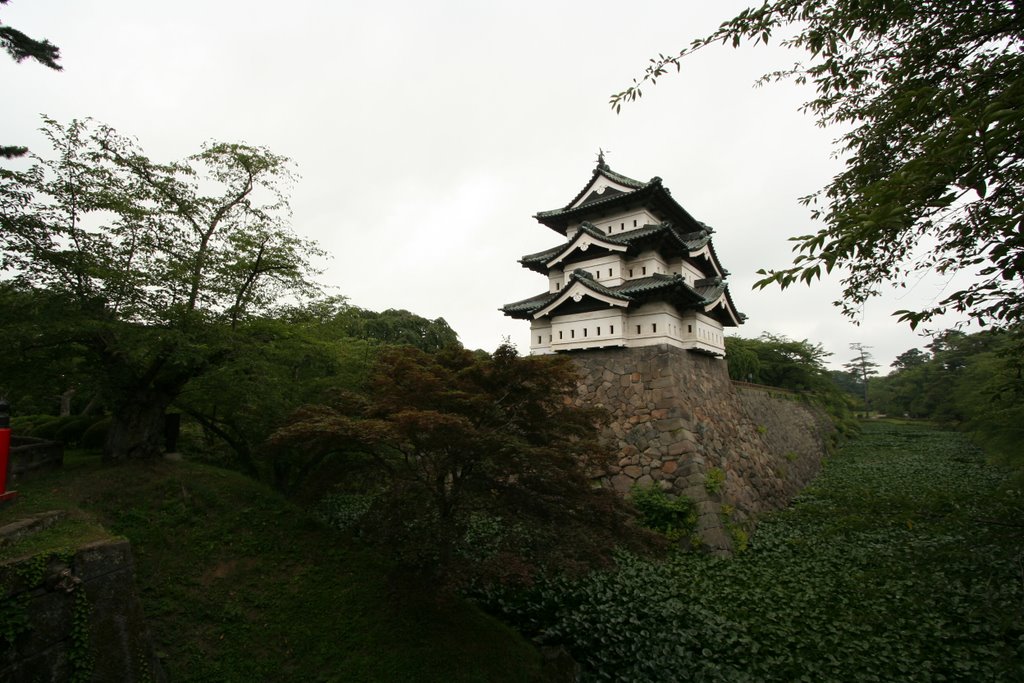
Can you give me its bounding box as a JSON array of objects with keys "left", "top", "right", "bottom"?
[
  {"left": 613, "top": 1, "right": 1024, "bottom": 329},
  {"left": 0, "top": 117, "right": 321, "bottom": 460}
]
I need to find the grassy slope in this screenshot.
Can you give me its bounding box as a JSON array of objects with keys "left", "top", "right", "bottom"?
[{"left": 0, "top": 451, "right": 543, "bottom": 682}]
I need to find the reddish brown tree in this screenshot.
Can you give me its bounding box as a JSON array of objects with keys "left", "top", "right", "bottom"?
[{"left": 271, "top": 344, "right": 652, "bottom": 585}]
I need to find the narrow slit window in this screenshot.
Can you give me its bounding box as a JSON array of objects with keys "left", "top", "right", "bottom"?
[
  {"left": 559, "top": 331, "right": 563, "bottom": 339},
  {"left": 608, "top": 268, "right": 612, "bottom": 277},
  {"left": 583, "top": 328, "right": 588, "bottom": 337},
  {"left": 571, "top": 329, "right": 575, "bottom": 339},
  {"left": 652, "top": 323, "right": 657, "bottom": 333},
  {"left": 629, "top": 269, "right": 634, "bottom": 277},
  {"left": 610, "top": 325, "right": 615, "bottom": 334},
  {"left": 537, "top": 336, "right": 542, "bottom": 344},
  {"left": 597, "top": 326, "right": 601, "bottom": 335},
  {"left": 688, "top": 325, "right": 692, "bottom": 333},
  {"left": 636, "top": 325, "right": 641, "bottom": 334},
  {"left": 633, "top": 219, "right": 637, "bottom": 227},
  {"left": 642, "top": 266, "right": 647, "bottom": 275}
]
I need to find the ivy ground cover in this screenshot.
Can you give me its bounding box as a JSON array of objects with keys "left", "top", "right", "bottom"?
[{"left": 485, "top": 422, "right": 1024, "bottom": 681}]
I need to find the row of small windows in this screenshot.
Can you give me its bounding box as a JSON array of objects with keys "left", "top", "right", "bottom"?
[
  {"left": 537, "top": 322, "right": 715, "bottom": 346},
  {"left": 697, "top": 327, "right": 723, "bottom": 343},
  {"left": 548, "top": 324, "right": 617, "bottom": 341},
  {"left": 603, "top": 218, "right": 639, "bottom": 234}
]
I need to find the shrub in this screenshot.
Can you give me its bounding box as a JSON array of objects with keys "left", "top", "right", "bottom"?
[
  {"left": 79, "top": 418, "right": 111, "bottom": 450},
  {"left": 22, "top": 416, "right": 63, "bottom": 440},
  {"left": 315, "top": 493, "right": 374, "bottom": 533},
  {"left": 704, "top": 467, "right": 725, "bottom": 495},
  {"left": 629, "top": 484, "right": 697, "bottom": 542}
]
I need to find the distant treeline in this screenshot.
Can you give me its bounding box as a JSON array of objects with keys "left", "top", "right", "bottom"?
[{"left": 869, "top": 328, "right": 1024, "bottom": 465}]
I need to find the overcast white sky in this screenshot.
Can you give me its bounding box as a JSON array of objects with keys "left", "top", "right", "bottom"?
[{"left": 3, "top": 0, "right": 975, "bottom": 371}]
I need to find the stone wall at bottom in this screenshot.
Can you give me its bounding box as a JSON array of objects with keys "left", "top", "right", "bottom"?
[
  {"left": 570, "top": 345, "right": 834, "bottom": 554},
  {"left": 10, "top": 436, "right": 64, "bottom": 480},
  {"left": 0, "top": 537, "right": 166, "bottom": 683}
]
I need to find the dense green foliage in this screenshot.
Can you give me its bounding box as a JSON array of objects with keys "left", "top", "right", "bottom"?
[
  {"left": 482, "top": 423, "right": 1024, "bottom": 681},
  {"left": 173, "top": 298, "right": 461, "bottom": 478},
  {"left": 0, "top": 452, "right": 544, "bottom": 681},
  {"left": 726, "top": 333, "right": 856, "bottom": 435},
  {"left": 628, "top": 485, "right": 697, "bottom": 542},
  {"left": 872, "top": 327, "right": 1024, "bottom": 464},
  {"left": 613, "top": 0, "right": 1024, "bottom": 329},
  {"left": 328, "top": 303, "right": 460, "bottom": 352},
  {"left": 726, "top": 333, "right": 832, "bottom": 391}
]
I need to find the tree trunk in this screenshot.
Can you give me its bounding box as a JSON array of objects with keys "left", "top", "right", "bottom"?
[
  {"left": 104, "top": 390, "right": 173, "bottom": 461},
  {"left": 59, "top": 388, "right": 75, "bottom": 417}
]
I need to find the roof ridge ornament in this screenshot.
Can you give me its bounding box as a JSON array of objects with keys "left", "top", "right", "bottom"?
[{"left": 596, "top": 148, "right": 610, "bottom": 169}]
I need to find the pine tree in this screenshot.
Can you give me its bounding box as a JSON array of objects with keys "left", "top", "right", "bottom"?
[
  {"left": 1, "top": 0, "right": 61, "bottom": 158},
  {"left": 844, "top": 343, "right": 880, "bottom": 417}
]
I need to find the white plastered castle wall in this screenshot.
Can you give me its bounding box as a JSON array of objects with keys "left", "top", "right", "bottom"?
[{"left": 529, "top": 302, "right": 726, "bottom": 355}]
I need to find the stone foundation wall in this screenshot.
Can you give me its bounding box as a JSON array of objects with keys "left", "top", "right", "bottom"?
[
  {"left": 0, "top": 534, "right": 165, "bottom": 682},
  {"left": 10, "top": 437, "right": 64, "bottom": 481},
  {"left": 571, "top": 345, "right": 833, "bottom": 554}
]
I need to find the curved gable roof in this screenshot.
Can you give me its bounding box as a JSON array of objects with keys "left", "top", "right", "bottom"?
[
  {"left": 544, "top": 222, "right": 629, "bottom": 269},
  {"left": 530, "top": 270, "right": 632, "bottom": 319},
  {"left": 533, "top": 162, "right": 705, "bottom": 235},
  {"left": 563, "top": 163, "right": 649, "bottom": 210},
  {"left": 518, "top": 221, "right": 727, "bottom": 275},
  {"left": 502, "top": 270, "right": 725, "bottom": 321}
]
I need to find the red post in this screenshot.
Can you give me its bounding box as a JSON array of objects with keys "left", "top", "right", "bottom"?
[{"left": 0, "top": 400, "right": 18, "bottom": 503}]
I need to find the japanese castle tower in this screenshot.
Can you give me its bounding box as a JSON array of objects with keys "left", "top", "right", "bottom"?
[{"left": 502, "top": 158, "right": 745, "bottom": 355}]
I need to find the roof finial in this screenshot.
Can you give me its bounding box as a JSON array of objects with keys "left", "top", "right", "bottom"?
[{"left": 596, "top": 148, "right": 610, "bottom": 168}]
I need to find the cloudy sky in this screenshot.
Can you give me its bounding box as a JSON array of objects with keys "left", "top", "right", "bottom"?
[{"left": 3, "top": 0, "right": 974, "bottom": 371}]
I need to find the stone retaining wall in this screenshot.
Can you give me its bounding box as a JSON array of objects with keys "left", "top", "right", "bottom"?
[
  {"left": 571, "top": 345, "right": 833, "bottom": 554},
  {"left": 0, "top": 534, "right": 165, "bottom": 682},
  {"left": 10, "top": 436, "right": 64, "bottom": 480}
]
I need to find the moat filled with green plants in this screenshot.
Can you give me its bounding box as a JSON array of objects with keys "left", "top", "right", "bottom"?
[{"left": 482, "top": 422, "right": 1024, "bottom": 681}]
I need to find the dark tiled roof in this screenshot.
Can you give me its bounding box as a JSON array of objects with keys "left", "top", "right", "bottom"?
[
  {"left": 519, "top": 244, "right": 564, "bottom": 267},
  {"left": 559, "top": 163, "right": 649, "bottom": 211},
  {"left": 502, "top": 270, "right": 709, "bottom": 320},
  {"left": 519, "top": 222, "right": 629, "bottom": 273},
  {"left": 519, "top": 221, "right": 719, "bottom": 273},
  {"left": 535, "top": 180, "right": 658, "bottom": 221},
  {"left": 501, "top": 290, "right": 558, "bottom": 315},
  {"left": 565, "top": 269, "right": 632, "bottom": 301},
  {"left": 693, "top": 277, "right": 747, "bottom": 324}
]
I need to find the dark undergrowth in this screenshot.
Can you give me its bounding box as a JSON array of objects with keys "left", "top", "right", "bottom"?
[{"left": 0, "top": 451, "right": 544, "bottom": 682}]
